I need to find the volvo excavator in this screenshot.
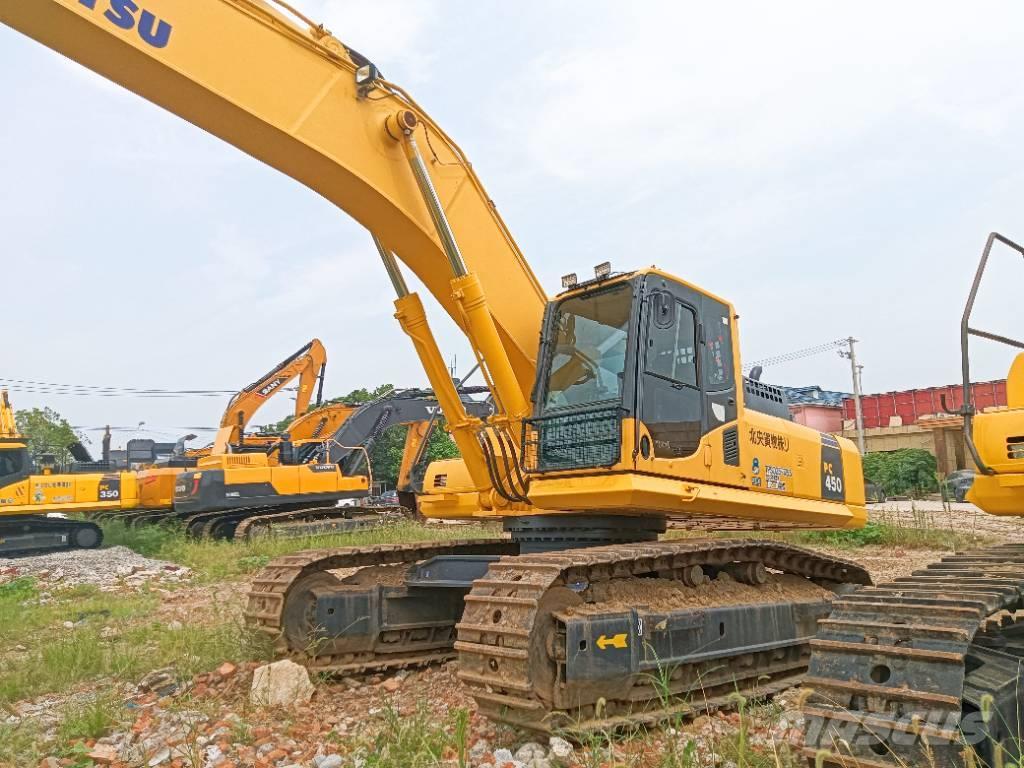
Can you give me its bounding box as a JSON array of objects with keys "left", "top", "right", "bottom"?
[
  {"left": 0, "top": 0, "right": 932, "bottom": 741},
  {"left": 171, "top": 387, "right": 492, "bottom": 540}
]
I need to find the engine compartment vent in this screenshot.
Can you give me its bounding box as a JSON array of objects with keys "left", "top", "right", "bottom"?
[{"left": 723, "top": 426, "right": 740, "bottom": 466}]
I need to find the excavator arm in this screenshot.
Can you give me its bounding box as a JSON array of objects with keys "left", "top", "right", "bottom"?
[
  {"left": 0, "top": 390, "right": 17, "bottom": 439},
  {"left": 306, "top": 387, "right": 492, "bottom": 474},
  {"left": 212, "top": 337, "right": 326, "bottom": 453},
  {"left": 0, "top": 0, "right": 547, "bottom": 507}
]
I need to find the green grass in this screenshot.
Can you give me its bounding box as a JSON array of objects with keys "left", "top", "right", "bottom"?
[
  {"left": 0, "top": 578, "right": 155, "bottom": 649},
  {"left": 350, "top": 702, "right": 473, "bottom": 768},
  {"left": 100, "top": 518, "right": 501, "bottom": 581},
  {"left": 0, "top": 571, "right": 270, "bottom": 708},
  {"left": 667, "top": 520, "right": 992, "bottom": 552},
  {"left": 785, "top": 520, "right": 991, "bottom": 551},
  {"left": 57, "top": 694, "right": 124, "bottom": 745}
]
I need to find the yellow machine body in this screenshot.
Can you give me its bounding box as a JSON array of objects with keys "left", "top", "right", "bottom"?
[
  {"left": 968, "top": 352, "right": 1024, "bottom": 514},
  {"left": 195, "top": 452, "right": 368, "bottom": 496},
  {"left": 417, "top": 268, "right": 866, "bottom": 529},
  {"left": 0, "top": 391, "right": 140, "bottom": 518},
  {"left": 0, "top": 465, "right": 140, "bottom": 515}
]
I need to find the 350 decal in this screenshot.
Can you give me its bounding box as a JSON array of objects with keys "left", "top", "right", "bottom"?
[{"left": 76, "top": 0, "right": 173, "bottom": 49}]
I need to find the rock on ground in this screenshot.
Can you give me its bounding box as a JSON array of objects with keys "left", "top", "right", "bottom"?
[{"left": 250, "top": 659, "right": 316, "bottom": 708}]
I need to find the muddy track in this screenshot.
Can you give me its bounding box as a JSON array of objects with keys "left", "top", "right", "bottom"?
[
  {"left": 244, "top": 539, "right": 517, "bottom": 673},
  {"left": 803, "top": 542, "right": 1024, "bottom": 767},
  {"left": 455, "top": 539, "right": 869, "bottom": 733}
]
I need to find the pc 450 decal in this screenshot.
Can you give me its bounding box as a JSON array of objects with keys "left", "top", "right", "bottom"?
[{"left": 820, "top": 434, "right": 845, "bottom": 501}]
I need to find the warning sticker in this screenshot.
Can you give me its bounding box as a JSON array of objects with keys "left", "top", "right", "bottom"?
[{"left": 765, "top": 465, "right": 793, "bottom": 491}]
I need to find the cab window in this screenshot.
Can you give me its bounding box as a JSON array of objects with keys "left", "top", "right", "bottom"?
[
  {"left": 646, "top": 294, "right": 698, "bottom": 387},
  {"left": 0, "top": 449, "right": 25, "bottom": 480},
  {"left": 702, "top": 301, "right": 734, "bottom": 390}
]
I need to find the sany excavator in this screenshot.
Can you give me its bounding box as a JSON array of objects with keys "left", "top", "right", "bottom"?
[
  {"left": 1, "top": 0, "right": 878, "bottom": 736},
  {"left": 0, "top": 389, "right": 109, "bottom": 553},
  {"left": 802, "top": 234, "right": 1024, "bottom": 768},
  {"left": 171, "top": 387, "right": 492, "bottom": 540},
  {"left": 133, "top": 338, "right": 328, "bottom": 511}
]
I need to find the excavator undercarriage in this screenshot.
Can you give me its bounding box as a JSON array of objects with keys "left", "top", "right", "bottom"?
[{"left": 246, "top": 524, "right": 870, "bottom": 733}]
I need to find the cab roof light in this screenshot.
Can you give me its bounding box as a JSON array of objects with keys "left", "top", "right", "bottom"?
[
  {"left": 594, "top": 261, "right": 612, "bottom": 280},
  {"left": 561, "top": 272, "right": 578, "bottom": 289}
]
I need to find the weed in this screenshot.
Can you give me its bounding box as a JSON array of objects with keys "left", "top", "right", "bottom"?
[
  {"left": 356, "top": 701, "right": 461, "bottom": 768},
  {"left": 57, "top": 693, "right": 124, "bottom": 746},
  {"left": 0, "top": 719, "right": 47, "bottom": 767},
  {"left": 452, "top": 708, "right": 470, "bottom": 768},
  {"left": 0, "top": 576, "right": 37, "bottom": 602},
  {"left": 668, "top": 520, "right": 992, "bottom": 551}
]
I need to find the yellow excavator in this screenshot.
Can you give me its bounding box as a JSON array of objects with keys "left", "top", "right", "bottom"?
[
  {"left": 133, "top": 338, "right": 328, "bottom": 510},
  {"left": 0, "top": 389, "right": 112, "bottom": 553},
  {"left": 171, "top": 387, "right": 493, "bottom": 539},
  {"left": 0, "top": 0, "right": 896, "bottom": 739}
]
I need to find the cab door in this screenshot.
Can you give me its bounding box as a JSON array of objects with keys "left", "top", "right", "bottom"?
[{"left": 638, "top": 277, "right": 704, "bottom": 464}]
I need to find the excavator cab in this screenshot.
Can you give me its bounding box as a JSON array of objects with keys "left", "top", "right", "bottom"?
[
  {"left": 531, "top": 268, "right": 735, "bottom": 469},
  {"left": 521, "top": 267, "right": 866, "bottom": 532},
  {"left": 949, "top": 233, "right": 1024, "bottom": 514},
  {"left": 0, "top": 391, "right": 32, "bottom": 494},
  {"left": 0, "top": 440, "right": 31, "bottom": 489}
]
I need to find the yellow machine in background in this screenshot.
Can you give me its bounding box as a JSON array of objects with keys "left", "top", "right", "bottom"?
[
  {"left": 950, "top": 233, "right": 1024, "bottom": 515},
  {"left": 136, "top": 338, "right": 328, "bottom": 509},
  {"left": 0, "top": 389, "right": 119, "bottom": 553}
]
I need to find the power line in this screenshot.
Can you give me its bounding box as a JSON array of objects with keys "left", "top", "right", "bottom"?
[
  {"left": 0, "top": 376, "right": 298, "bottom": 399},
  {"left": 0, "top": 375, "right": 237, "bottom": 397},
  {"left": 743, "top": 338, "right": 848, "bottom": 371}
]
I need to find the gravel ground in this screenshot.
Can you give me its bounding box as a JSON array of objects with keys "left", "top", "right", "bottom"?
[
  {"left": 868, "top": 499, "right": 1024, "bottom": 540},
  {"left": 0, "top": 545, "right": 191, "bottom": 592}
]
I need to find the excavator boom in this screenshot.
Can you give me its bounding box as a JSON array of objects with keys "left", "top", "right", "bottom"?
[{"left": 213, "top": 337, "right": 326, "bottom": 453}]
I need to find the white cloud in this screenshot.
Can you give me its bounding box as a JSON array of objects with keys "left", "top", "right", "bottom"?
[{"left": 506, "top": 3, "right": 1024, "bottom": 180}]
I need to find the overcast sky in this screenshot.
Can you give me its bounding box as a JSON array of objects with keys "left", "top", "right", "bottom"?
[{"left": 3, "top": 1, "right": 1024, "bottom": 450}]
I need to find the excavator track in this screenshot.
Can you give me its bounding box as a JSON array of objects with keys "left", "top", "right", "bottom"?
[
  {"left": 179, "top": 503, "right": 390, "bottom": 540},
  {"left": 802, "top": 542, "right": 1024, "bottom": 767},
  {"left": 456, "top": 539, "right": 869, "bottom": 733},
  {"left": 232, "top": 505, "right": 403, "bottom": 540},
  {"left": 245, "top": 538, "right": 517, "bottom": 672},
  {"left": 0, "top": 515, "right": 103, "bottom": 556}
]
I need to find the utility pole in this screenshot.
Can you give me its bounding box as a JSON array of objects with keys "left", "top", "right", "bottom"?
[{"left": 839, "top": 338, "right": 866, "bottom": 454}]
